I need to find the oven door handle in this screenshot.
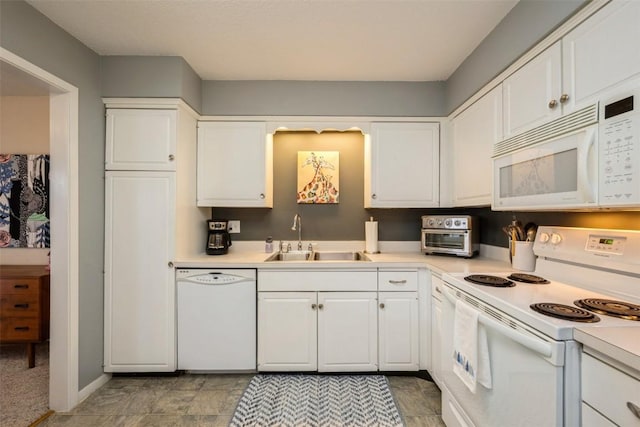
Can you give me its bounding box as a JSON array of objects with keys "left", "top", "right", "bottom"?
[{"left": 443, "top": 288, "right": 553, "bottom": 358}]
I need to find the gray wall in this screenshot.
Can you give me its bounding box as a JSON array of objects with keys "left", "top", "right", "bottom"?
[
  {"left": 201, "top": 81, "right": 446, "bottom": 117},
  {"left": 101, "top": 56, "right": 202, "bottom": 112},
  {"left": 445, "top": 0, "right": 586, "bottom": 114},
  {"left": 0, "top": 1, "right": 104, "bottom": 388}
]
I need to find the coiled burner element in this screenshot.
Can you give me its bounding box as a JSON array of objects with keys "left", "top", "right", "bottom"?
[
  {"left": 574, "top": 299, "right": 640, "bottom": 321},
  {"left": 507, "top": 273, "right": 549, "bottom": 284},
  {"left": 530, "top": 303, "right": 600, "bottom": 322},
  {"left": 464, "top": 275, "right": 515, "bottom": 288}
]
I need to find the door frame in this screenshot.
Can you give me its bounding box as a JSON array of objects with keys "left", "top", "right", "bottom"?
[{"left": 1, "top": 47, "right": 80, "bottom": 411}]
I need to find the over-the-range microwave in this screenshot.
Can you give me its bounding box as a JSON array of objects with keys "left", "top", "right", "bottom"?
[{"left": 492, "top": 83, "right": 640, "bottom": 210}]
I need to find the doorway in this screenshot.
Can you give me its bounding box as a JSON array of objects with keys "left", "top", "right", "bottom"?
[{"left": 0, "top": 47, "right": 80, "bottom": 412}]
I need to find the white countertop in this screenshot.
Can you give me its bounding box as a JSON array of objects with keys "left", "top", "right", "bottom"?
[
  {"left": 175, "top": 245, "right": 511, "bottom": 273},
  {"left": 575, "top": 327, "right": 640, "bottom": 375}
]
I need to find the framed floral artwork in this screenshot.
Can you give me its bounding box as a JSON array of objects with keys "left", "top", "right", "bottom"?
[
  {"left": 0, "top": 154, "right": 50, "bottom": 248},
  {"left": 297, "top": 151, "right": 339, "bottom": 204}
]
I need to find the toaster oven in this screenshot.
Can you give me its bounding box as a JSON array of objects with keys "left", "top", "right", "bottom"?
[{"left": 421, "top": 215, "right": 479, "bottom": 258}]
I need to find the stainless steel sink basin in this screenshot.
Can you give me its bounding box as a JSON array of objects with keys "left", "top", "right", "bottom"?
[
  {"left": 265, "top": 251, "right": 312, "bottom": 262},
  {"left": 264, "top": 250, "right": 371, "bottom": 262},
  {"left": 312, "top": 251, "right": 371, "bottom": 261}
]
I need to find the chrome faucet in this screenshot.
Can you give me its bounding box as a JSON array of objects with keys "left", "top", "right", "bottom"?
[{"left": 291, "top": 214, "right": 302, "bottom": 251}]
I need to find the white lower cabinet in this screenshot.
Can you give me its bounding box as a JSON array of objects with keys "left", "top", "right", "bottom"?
[
  {"left": 378, "top": 292, "right": 419, "bottom": 371},
  {"left": 258, "top": 290, "right": 377, "bottom": 372},
  {"left": 430, "top": 274, "right": 444, "bottom": 386}
]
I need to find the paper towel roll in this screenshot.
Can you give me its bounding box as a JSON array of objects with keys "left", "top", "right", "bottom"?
[{"left": 365, "top": 220, "right": 378, "bottom": 253}]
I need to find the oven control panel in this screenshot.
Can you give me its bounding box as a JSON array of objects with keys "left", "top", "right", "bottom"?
[
  {"left": 421, "top": 215, "right": 472, "bottom": 230},
  {"left": 586, "top": 235, "right": 626, "bottom": 255}
]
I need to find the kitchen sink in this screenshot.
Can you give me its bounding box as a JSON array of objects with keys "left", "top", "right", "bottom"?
[
  {"left": 264, "top": 250, "right": 371, "bottom": 262},
  {"left": 265, "top": 251, "right": 312, "bottom": 261},
  {"left": 312, "top": 251, "right": 371, "bottom": 261}
]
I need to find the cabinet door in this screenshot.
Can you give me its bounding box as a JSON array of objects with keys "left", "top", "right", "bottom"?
[
  {"left": 378, "top": 292, "right": 419, "bottom": 371},
  {"left": 197, "top": 121, "right": 272, "bottom": 207},
  {"left": 563, "top": 1, "right": 640, "bottom": 113},
  {"left": 451, "top": 85, "right": 503, "bottom": 206},
  {"left": 317, "top": 292, "right": 377, "bottom": 372},
  {"left": 105, "top": 109, "right": 177, "bottom": 171},
  {"left": 503, "top": 41, "right": 562, "bottom": 138},
  {"left": 104, "top": 171, "right": 176, "bottom": 372},
  {"left": 258, "top": 292, "right": 317, "bottom": 371},
  {"left": 366, "top": 122, "right": 440, "bottom": 208}
]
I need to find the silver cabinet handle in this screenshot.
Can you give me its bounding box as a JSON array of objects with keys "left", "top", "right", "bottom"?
[
  {"left": 559, "top": 94, "right": 570, "bottom": 104},
  {"left": 168, "top": 154, "right": 175, "bottom": 161},
  {"left": 379, "top": 303, "right": 385, "bottom": 309},
  {"left": 371, "top": 194, "right": 377, "bottom": 199},
  {"left": 168, "top": 261, "right": 174, "bottom": 268},
  {"left": 548, "top": 99, "right": 558, "bottom": 109},
  {"left": 318, "top": 304, "right": 324, "bottom": 310},
  {"left": 435, "top": 286, "right": 442, "bottom": 294},
  {"left": 259, "top": 193, "right": 265, "bottom": 199},
  {"left": 311, "top": 304, "right": 317, "bottom": 310},
  {"left": 628, "top": 402, "right": 640, "bottom": 419},
  {"left": 389, "top": 280, "right": 407, "bottom": 285}
]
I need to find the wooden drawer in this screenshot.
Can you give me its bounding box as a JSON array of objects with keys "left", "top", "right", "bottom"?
[
  {"left": 0, "top": 317, "right": 40, "bottom": 341},
  {"left": 582, "top": 352, "right": 640, "bottom": 426},
  {"left": 378, "top": 271, "right": 418, "bottom": 291},
  {"left": 0, "top": 295, "right": 40, "bottom": 317},
  {"left": 0, "top": 278, "right": 40, "bottom": 296}
]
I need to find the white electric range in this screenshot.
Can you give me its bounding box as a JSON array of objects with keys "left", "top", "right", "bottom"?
[{"left": 440, "top": 226, "right": 640, "bottom": 427}]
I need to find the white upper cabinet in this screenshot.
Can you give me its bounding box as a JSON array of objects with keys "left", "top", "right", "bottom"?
[
  {"left": 197, "top": 121, "right": 273, "bottom": 207},
  {"left": 503, "top": 41, "right": 562, "bottom": 139},
  {"left": 106, "top": 109, "right": 177, "bottom": 171},
  {"left": 562, "top": 0, "right": 640, "bottom": 112},
  {"left": 451, "top": 85, "right": 503, "bottom": 206},
  {"left": 366, "top": 122, "right": 440, "bottom": 208}
]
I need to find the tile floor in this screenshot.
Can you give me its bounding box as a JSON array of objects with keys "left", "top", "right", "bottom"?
[{"left": 40, "top": 374, "right": 444, "bottom": 427}]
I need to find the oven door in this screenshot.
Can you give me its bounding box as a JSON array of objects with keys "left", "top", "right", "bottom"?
[
  {"left": 493, "top": 124, "right": 598, "bottom": 210},
  {"left": 440, "top": 282, "right": 566, "bottom": 427},
  {"left": 421, "top": 229, "right": 470, "bottom": 256}
]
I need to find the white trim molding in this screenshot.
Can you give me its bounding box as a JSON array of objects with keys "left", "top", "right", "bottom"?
[{"left": 78, "top": 373, "right": 111, "bottom": 403}]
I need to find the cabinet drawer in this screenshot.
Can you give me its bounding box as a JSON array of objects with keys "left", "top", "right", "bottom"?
[
  {"left": 378, "top": 271, "right": 418, "bottom": 291},
  {"left": 431, "top": 275, "right": 444, "bottom": 301},
  {"left": 582, "top": 353, "right": 640, "bottom": 426},
  {"left": 0, "top": 279, "right": 40, "bottom": 296},
  {"left": 0, "top": 317, "right": 40, "bottom": 341},
  {"left": 0, "top": 296, "right": 39, "bottom": 317}
]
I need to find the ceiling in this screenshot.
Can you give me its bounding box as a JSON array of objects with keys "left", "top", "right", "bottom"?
[{"left": 25, "top": 0, "right": 518, "bottom": 82}]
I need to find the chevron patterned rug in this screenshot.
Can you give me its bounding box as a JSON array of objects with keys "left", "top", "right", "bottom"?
[{"left": 230, "top": 374, "right": 403, "bottom": 427}]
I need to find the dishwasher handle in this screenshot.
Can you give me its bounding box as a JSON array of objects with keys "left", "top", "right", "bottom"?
[{"left": 179, "top": 273, "right": 254, "bottom": 285}]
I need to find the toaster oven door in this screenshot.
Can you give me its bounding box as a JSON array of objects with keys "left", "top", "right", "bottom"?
[{"left": 422, "top": 229, "right": 470, "bottom": 256}]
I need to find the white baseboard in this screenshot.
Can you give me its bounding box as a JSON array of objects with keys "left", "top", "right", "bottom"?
[{"left": 78, "top": 373, "right": 111, "bottom": 403}]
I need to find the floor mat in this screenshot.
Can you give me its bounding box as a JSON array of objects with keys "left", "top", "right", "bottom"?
[{"left": 230, "top": 374, "right": 404, "bottom": 427}]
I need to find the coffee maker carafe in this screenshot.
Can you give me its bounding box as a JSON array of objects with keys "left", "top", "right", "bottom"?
[{"left": 206, "top": 220, "right": 232, "bottom": 255}]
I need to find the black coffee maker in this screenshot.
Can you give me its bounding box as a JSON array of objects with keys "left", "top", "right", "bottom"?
[{"left": 206, "top": 220, "right": 232, "bottom": 255}]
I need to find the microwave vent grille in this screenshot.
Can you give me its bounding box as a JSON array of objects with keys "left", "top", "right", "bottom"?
[{"left": 494, "top": 103, "right": 598, "bottom": 157}]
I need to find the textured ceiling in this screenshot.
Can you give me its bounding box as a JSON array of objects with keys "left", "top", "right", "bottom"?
[{"left": 26, "top": 0, "right": 518, "bottom": 82}]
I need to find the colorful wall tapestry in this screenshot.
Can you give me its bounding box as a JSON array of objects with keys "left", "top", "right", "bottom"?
[
  {"left": 0, "top": 154, "right": 50, "bottom": 248},
  {"left": 297, "top": 151, "right": 339, "bottom": 204}
]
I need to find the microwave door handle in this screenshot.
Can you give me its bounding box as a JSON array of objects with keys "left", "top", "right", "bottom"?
[
  {"left": 578, "top": 126, "right": 598, "bottom": 202},
  {"left": 442, "top": 287, "right": 553, "bottom": 358}
]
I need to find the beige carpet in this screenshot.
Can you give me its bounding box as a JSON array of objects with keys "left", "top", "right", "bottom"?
[{"left": 0, "top": 342, "right": 49, "bottom": 427}]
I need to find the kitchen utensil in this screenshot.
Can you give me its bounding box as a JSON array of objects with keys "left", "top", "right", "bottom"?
[{"left": 524, "top": 222, "right": 538, "bottom": 242}]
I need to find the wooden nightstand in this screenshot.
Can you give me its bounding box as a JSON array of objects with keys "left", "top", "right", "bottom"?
[{"left": 0, "top": 265, "right": 50, "bottom": 368}]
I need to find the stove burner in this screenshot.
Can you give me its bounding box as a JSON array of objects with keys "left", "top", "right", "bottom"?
[
  {"left": 507, "top": 273, "right": 550, "bottom": 284},
  {"left": 530, "top": 303, "right": 601, "bottom": 323},
  {"left": 574, "top": 299, "right": 640, "bottom": 321},
  {"left": 464, "top": 274, "right": 515, "bottom": 288}
]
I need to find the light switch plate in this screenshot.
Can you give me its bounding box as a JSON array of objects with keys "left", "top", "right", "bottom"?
[{"left": 228, "top": 220, "right": 240, "bottom": 234}]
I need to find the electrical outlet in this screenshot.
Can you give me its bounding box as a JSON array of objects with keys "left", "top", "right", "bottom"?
[{"left": 228, "top": 220, "right": 240, "bottom": 234}]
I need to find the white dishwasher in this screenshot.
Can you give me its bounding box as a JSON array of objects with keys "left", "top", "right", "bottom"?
[{"left": 176, "top": 269, "right": 256, "bottom": 371}]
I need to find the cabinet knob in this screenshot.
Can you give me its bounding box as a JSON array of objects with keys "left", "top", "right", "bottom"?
[
  {"left": 379, "top": 303, "right": 385, "bottom": 309},
  {"left": 627, "top": 402, "right": 640, "bottom": 419},
  {"left": 260, "top": 193, "right": 265, "bottom": 199},
  {"left": 168, "top": 154, "right": 175, "bottom": 161},
  {"left": 311, "top": 304, "right": 317, "bottom": 310},
  {"left": 435, "top": 286, "right": 442, "bottom": 294},
  {"left": 559, "top": 94, "right": 570, "bottom": 104},
  {"left": 371, "top": 194, "right": 377, "bottom": 200},
  {"left": 168, "top": 261, "right": 174, "bottom": 268},
  {"left": 318, "top": 304, "right": 324, "bottom": 310},
  {"left": 548, "top": 99, "right": 558, "bottom": 109}
]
